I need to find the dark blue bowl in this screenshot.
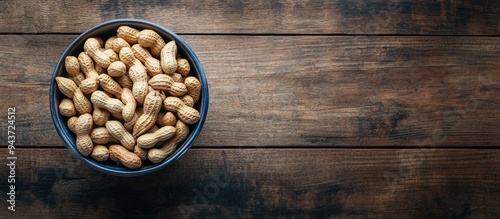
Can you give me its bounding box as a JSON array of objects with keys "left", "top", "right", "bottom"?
[{"left": 50, "top": 19, "right": 208, "bottom": 177}]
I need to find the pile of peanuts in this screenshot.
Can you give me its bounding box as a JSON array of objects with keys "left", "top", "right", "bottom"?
[{"left": 55, "top": 26, "right": 202, "bottom": 169}]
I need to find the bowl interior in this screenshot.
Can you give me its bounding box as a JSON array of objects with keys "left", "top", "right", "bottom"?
[{"left": 50, "top": 19, "right": 208, "bottom": 177}]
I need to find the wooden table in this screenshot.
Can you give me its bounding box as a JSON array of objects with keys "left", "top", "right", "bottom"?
[{"left": 1, "top": 0, "right": 499, "bottom": 218}]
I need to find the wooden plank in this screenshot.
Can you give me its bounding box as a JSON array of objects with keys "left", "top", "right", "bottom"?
[
  {"left": 0, "top": 0, "right": 498, "bottom": 35},
  {"left": 0, "top": 35, "right": 72, "bottom": 147},
  {"left": 0, "top": 35, "right": 499, "bottom": 147},
  {"left": 196, "top": 36, "right": 500, "bottom": 147},
  {"left": 1, "top": 148, "right": 500, "bottom": 217}
]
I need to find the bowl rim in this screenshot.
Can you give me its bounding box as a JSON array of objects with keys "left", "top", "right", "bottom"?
[{"left": 49, "top": 19, "right": 209, "bottom": 177}]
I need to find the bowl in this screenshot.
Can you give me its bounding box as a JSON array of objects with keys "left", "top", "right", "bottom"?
[{"left": 50, "top": 19, "right": 209, "bottom": 177}]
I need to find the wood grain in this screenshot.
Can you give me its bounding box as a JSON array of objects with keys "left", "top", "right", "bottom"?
[
  {"left": 0, "top": 35, "right": 71, "bottom": 147},
  {"left": 1, "top": 1, "right": 498, "bottom": 218},
  {"left": 0, "top": 0, "right": 498, "bottom": 35},
  {"left": 195, "top": 35, "right": 500, "bottom": 147},
  {"left": 0, "top": 35, "right": 499, "bottom": 147},
  {"left": 1, "top": 148, "right": 500, "bottom": 218}
]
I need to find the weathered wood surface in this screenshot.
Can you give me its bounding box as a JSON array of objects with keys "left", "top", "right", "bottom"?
[
  {"left": 1, "top": 148, "right": 500, "bottom": 218},
  {"left": 0, "top": 35, "right": 498, "bottom": 147},
  {"left": 0, "top": 0, "right": 498, "bottom": 35},
  {"left": 0, "top": 0, "right": 499, "bottom": 217}
]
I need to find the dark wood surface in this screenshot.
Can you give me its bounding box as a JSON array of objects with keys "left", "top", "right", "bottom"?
[
  {"left": 0, "top": 0, "right": 498, "bottom": 35},
  {"left": 1, "top": 35, "right": 499, "bottom": 147},
  {"left": 1, "top": 0, "right": 499, "bottom": 218},
  {"left": 3, "top": 148, "right": 500, "bottom": 218}
]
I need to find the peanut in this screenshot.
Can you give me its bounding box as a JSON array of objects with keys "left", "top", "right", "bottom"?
[
  {"left": 164, "top": 96, "right": 200, "bottom": 124},
  {"left": 134, "top": 145, "right": 148, "bottom": 161},
  {"left": 176, "top": 58, "right": 190, "bottom": 76},
  {"left": 117, "top": 25, "right": 140, "bottom": 44},
  {"left": 106, "top": 120, "right": 136, "bottom": 151},
  {"left": 70, "top": 73, "right": 85, "bottom": 86},
  {"left": 121, "top": 88, "right": 136, "bottom": 122},
  {"left": 98, "top": 74, "right": 123, "bottom": 99},
  {"left": 111, "top": 37, "right": 130, "bottom": 54},
  {"left": 137, "top": 125, "right": 176, "bottom": 149},
  {"left": 157, "top": 111, "right": 177, "bottom": 127},
  {"left": 84, "top": 38, "right": 111, "bottom": 68},
  {"left": 73, "top": 88, "right": 93, "bottom": 115},
  {"left": 78, "top": 52, "right": 99, "bottom": 79},
  {"left": 117, "top": 73, "right": 133, "bottom": 89},
  {"left": 55, "top": 77, "right": 78, "bottom": 98},
  {"left": 133, "top": 91, "right": 163, "bottom": 137},
  {"left": 170, "top": 73, "right": 183, "bottom": 83},
  {"left": 67, "top": 116, "right": 78, "bottom": 134},
  {"left": 79, "top": 77, "right": 99, "bottom": 94},
  {"left": 109, "top": 148, "right": 119, "bottom": 163},
  {"left": 184, "top": 76, "right": 201, "bottom": 103},
  {"left": 148, "top": 120, "right": 189, "bottom": 163},
  {"left": 124, "top": 107, "right": 141, "bottom": 132},
  {"left": 158, "top": 90, "right": 167, "bottom": 101},
  {"left": 119, "top": 46, "right": 143, "bottom": 68},
  {"left": 104, "top": 36, "right": 116, "bottom": 50},
  {"left": 92, "top": 106, "right": 110, "bottom": 126},
  {"left": 107, "top": 61, "right": 127, "bottom": 77},
  {"left": 78, "top": 52, "right": 99, "bottom": 94},
  {"left": 103, "top": 49, "right": 119, "bottom": 63},
  {"left": 65, "top": 56, "right": 80, "bottom": 77},
  {"left": 59, "top": 98, "right": 77, "bottom": 117},
  {"left": 94, "top": 62, "right": 105, "bottom": 75},
  {"left": 137, "top": 29, "right": 165, "bottom": 57},
  {"left": 180, "top": 95, "right": 195, "bottom": 107},
  {"left": 74, "top": 113, "right": 94, "bottom": 156},
  {"left": 160, "top": 40, "right": 177, "bottom": 74},
  {"left": 109, "top": 144, "right": 141, "bottom": 169},
  {"left": 148, "top": 86, "right": 166, "bottom": 101},
  {"left": 90, "top": 127, "right": 118, "bottom": 144},
  {"left": 128, "top": 64, "right": 149, "bottom": 105},
  {"left": 148, "top": 74, "right": 187, "bottom": 96},
  {"left": 90, "top": 145, "right": 109, "bottom": 162},
  {"left": 131, "top": 44, "right": 162, "bottom": 76},
  {"left": 56, "top": 70, "right": 85, "bottom": 92},
  {"left": 90, "top": 90, "right": 124, "bottom": 113}
]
